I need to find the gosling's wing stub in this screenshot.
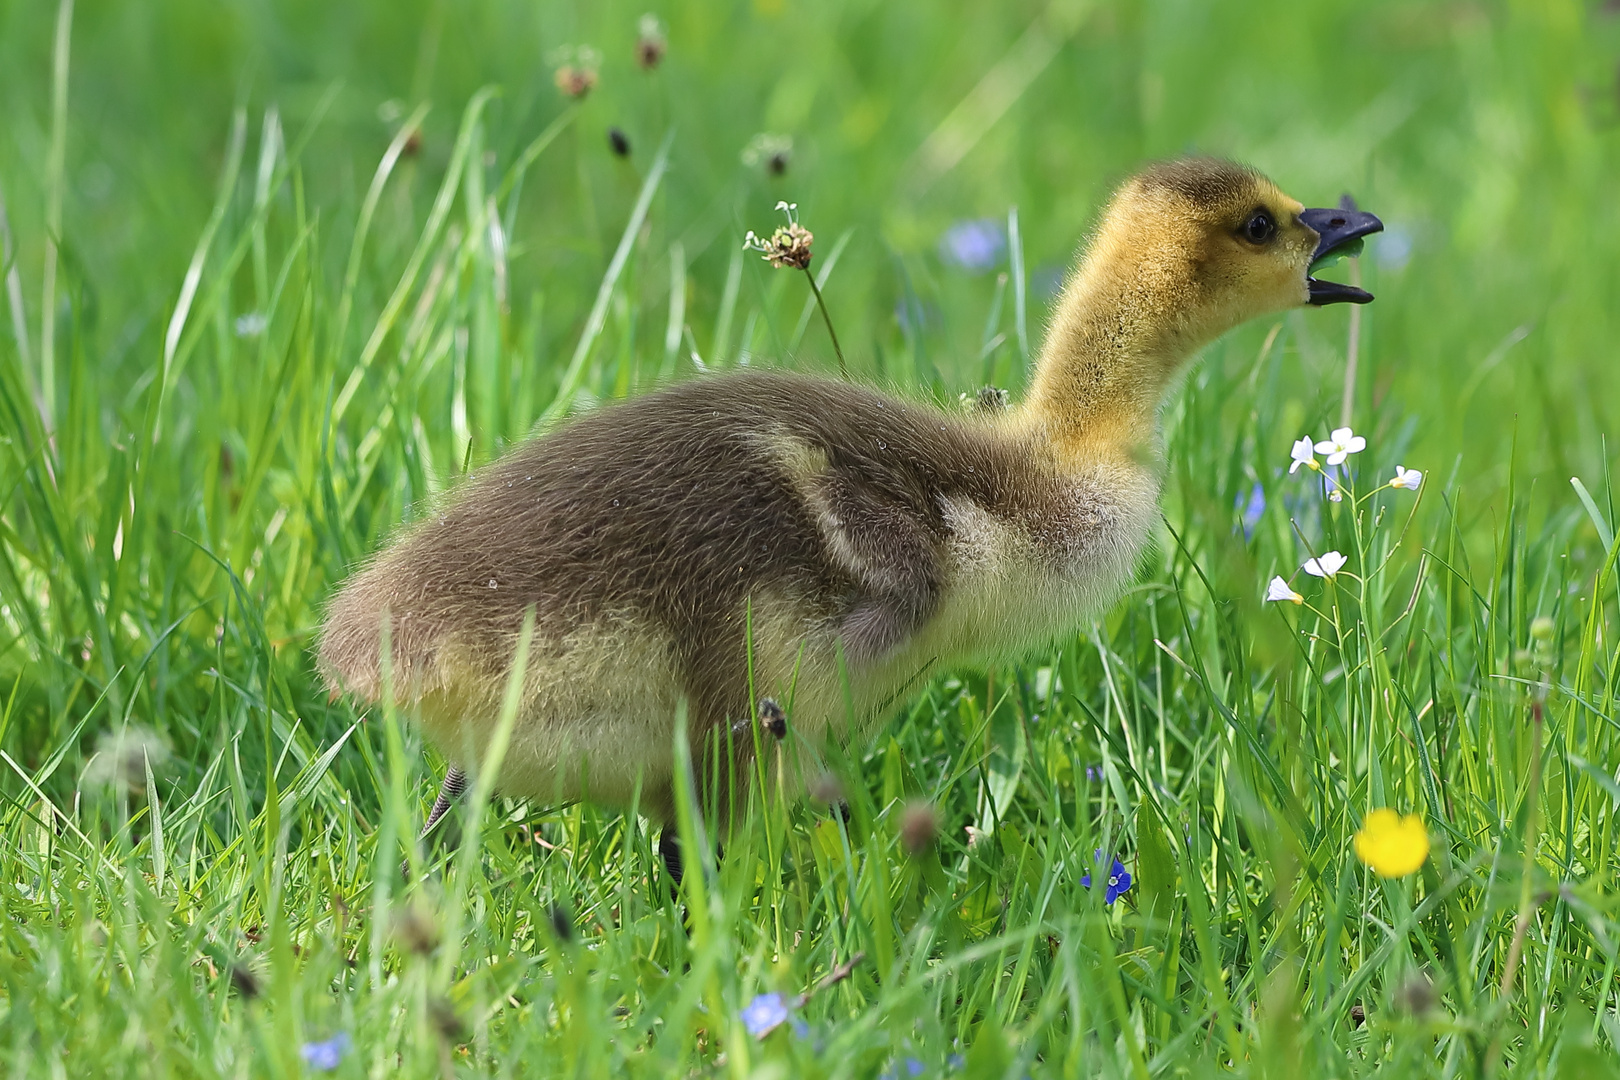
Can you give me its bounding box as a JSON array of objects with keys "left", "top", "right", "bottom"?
[{"left": 316, "top": 370, "right": 1024, "bottom": 711}]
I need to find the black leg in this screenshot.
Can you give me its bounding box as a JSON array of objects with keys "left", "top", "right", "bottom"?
[
  {"left": 658, "top": 828, "right": 683, "bottom": 890},
  {"left": 403, "top": 765, "right": 468, "bottom": 880},
  {"left": 420, "top": 764, "right": 468, "bottom": 841}
]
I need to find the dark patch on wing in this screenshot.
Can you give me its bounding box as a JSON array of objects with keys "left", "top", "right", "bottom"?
[
  {"left": 811, "top": 468, "right": 945, "bottom": 662},
  {"left": 317, "top": 370, "right": 1045, "bottom": 742}
]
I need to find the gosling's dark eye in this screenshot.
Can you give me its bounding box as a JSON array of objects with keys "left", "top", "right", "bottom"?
[{"left": 1243, "top": 210, "right": 1276, "bottom": 244}]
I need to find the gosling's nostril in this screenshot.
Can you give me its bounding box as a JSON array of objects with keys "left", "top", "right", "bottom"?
[{"left": 1329, "top": 217, "right": 1346, "bottom": 227}]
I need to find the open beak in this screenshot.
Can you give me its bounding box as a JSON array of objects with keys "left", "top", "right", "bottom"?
[{"left": 1300, "top": 205, "right": 1384, "bottom": 305}]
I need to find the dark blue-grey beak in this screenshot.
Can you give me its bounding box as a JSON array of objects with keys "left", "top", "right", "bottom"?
[{"left": 1301, "top": 204, "right": 1383, "bottom": 305}]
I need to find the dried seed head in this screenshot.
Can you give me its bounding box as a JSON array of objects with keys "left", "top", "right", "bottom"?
[
  {"left": 741, "top": 133, "right": 792, "bottom": 175},
  {"left": 743, "top": 222, "right": 814, "bottom": 271},
  {"left": 1395, "top": 974, "right": 1435, "bottom": 1018},
  {"left": 758, "top": 698, "right": 787, "bottom": 740},
  {"left": 899, "top": 801, "right": 939, "bottom": 857},
  {"left": 551, "top": 45, "right": 602, "bottom": 99},
  {"left": 608, "top": 127, "right": 631, "bottom": 157},
  {"left": 84, "top": 725, "right": 171, "bottom": 795},
  {"left": 809, "top": 771, "right": 844, "bottom": 806},
  {"left": 635, "top": 14, "right": 667, "bottom": 69},
  {"left": 390, "top": 903, "right": 441, "bottom": 957},
  {"left": 549, "top": 901, "right": 576, "bottom": 944},
  {"left": 555, "top": 65, "right": 598, "bottom": 98},
  {"left": 428, "top": 996, "right": 467, "bottom": 1043},
  {"left": 635, "top": 38, "right": 666, "bottom": 69},
  {"left": 1349, "top": 1003, "right": 1366, "bottom": 1027},
  {"left": 973, "top": 386, "right": 1010, "bottom": 414}
]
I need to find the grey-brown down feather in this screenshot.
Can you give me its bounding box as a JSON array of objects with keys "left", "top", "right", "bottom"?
[{"left": 317, "top": 370, "right": 1060, "bottom": 739}]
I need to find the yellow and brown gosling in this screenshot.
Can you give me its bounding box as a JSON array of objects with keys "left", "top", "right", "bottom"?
[{"left": 317, "top": 157, "right": 1380, "bottom": 866}]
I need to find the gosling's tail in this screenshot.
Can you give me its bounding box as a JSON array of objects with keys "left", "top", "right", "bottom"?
[{"left": 316, "top": 549, "right": 441, "bottom": 704}]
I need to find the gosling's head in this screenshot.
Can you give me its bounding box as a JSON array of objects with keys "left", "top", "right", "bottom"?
[
  {"left": 1028, "top": 158, "right": 1383, "bottom": 437},
  {"left": 1078, "top": 157, "right": 1383, "bottom": 349}
]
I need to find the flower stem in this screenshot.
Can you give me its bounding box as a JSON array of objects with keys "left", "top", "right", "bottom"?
[
  {"left": 1355, "top": 481, "right": 1392, "bottom": 507},
  {"left": 1339, "top": 255, "right": 1362, "bottom": 427},
  {"left": 802, "top": 266, "right": 847, "bottom": 378}
]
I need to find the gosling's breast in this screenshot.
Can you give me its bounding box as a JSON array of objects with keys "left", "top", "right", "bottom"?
[{"left": 914, "top": 460, "right": 1160, "bottom": 666}]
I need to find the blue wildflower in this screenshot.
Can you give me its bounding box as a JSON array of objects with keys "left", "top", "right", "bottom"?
[
  {"left": 1375, "top": 224, "right": 1412, "bottom": 272},
  {"left": 881, "top": 1058, "right": 928, "bottom": 1079},
  {"left": 741, "top": 992, "right": 791, "bottom": 1038},
  {"left": 939, "top": 219, "right": 1004, "bottom": 273},
  {"left": 300, "top": 1032, "right": 351, "bottom": 1071},
  {"left": 1080, "top": 851, "right": 1133, "bottom": 905},
  {"left": 1236, "top": 483, "right": 1265, "bottom": 541}
]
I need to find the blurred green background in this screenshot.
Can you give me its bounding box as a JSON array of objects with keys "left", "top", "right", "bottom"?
[
  {"left": 2, "top": 0, "right": 1616, "bottom": 480},
  {"left": 3, "top": 0, "right": 1620, "bottom": 1075}
]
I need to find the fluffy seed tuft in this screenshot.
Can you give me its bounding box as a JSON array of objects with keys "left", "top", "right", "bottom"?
[
  {"left": 898, "top": 801, "right": 939, "bottom": 857},
  {"left": 390, "top": 903, "right": 441, "bottom": 957},
  {"left": 635, "top": 14, "right": 666, "bottom": 69}
]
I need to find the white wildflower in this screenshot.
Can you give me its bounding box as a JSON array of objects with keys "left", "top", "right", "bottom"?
[
  {"left": 1314, "top": 427, "right": 1366, "bottom": 466},
  {"left": 1289, "top": 436, "right": 1318, "bottom": 474},
  {"left": 1391, "top": 465, "right": 1423, "bottom": 491},
  {"left": 1303, "top": 551, "right": 1348, "bottom": 578},
  {"left": 1265, "top": 576, "right": 1304, "bottom": 604}
]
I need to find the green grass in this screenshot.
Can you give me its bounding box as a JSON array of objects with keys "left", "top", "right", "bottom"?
[{"left": 2, "top": 0, "right": 1620, "bottom": 1075}]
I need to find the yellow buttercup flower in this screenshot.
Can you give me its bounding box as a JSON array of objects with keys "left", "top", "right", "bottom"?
[{"left": 1354, "top": 809, "right": 1430, "bottom": 878}]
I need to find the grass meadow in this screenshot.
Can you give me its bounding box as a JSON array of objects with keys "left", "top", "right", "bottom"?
[{"left": 2, "top": 0, "right": 1620, "bottom": 1075}]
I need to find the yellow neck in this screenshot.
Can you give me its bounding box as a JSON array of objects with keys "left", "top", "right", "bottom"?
[{"left": 1012, "top": 249, "right": 1206, "bottom": 464}]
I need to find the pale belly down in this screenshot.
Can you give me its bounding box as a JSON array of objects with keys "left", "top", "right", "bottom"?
[
  {"left": 415, "top": 619, "right": 685, "bottom": 816},
  {"left": 410, "top": 496, "right": 1152, "bottom": 817}
]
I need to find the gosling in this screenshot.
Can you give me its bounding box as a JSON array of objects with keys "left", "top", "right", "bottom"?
[{"left": 317, "top": 157, "right": 1380, "bottom": 864}]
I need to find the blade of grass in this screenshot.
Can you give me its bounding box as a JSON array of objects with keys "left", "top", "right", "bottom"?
[{"left": 542, "top": 130, "right": 673, "bottom": 421}]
